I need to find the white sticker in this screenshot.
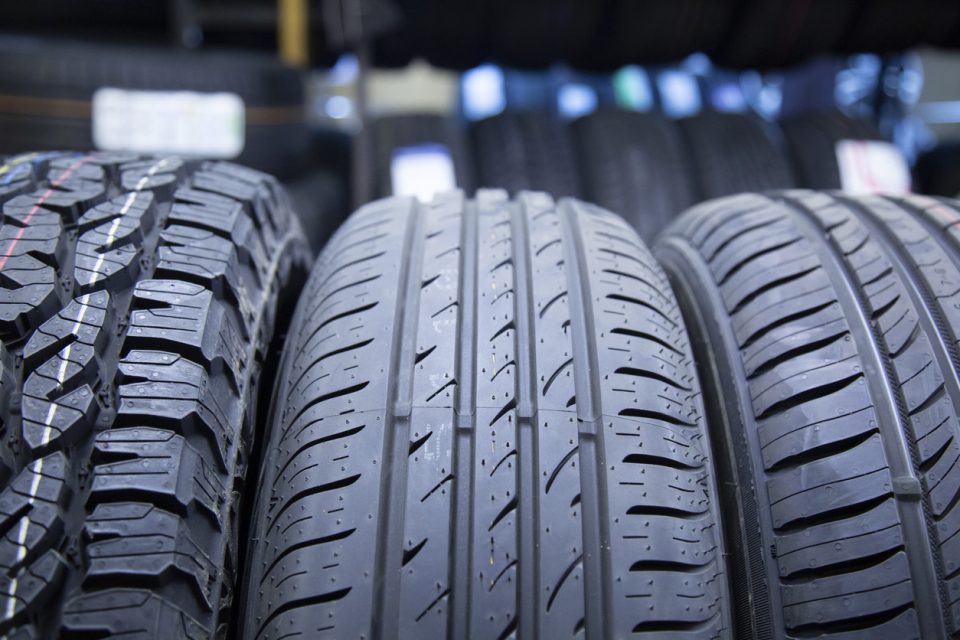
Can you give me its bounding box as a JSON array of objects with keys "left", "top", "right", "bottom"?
[
  {"left": 390, "top": 144, "right": 457, "bottom": 202},
  {"left": 836, "top": 140, "right": 912, "bottom": 195},
  {"left": 92, "top": 87, "right": 245, "bottom": 158}
]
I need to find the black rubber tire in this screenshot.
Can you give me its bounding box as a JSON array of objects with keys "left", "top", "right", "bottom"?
[
  {"left": 240, "top": 190, "right": 732, "bottom": 638},
  {"left": 678, "top": 112, "right": 796, "bottom": 200},
  {"left": 373, "top": 0, "right": 490, "bottom": 70},
  {"left": 472, "top": 113, "right": 582, "bottom": 199},
  {"left": 4, "top": 1, "right": 168, "bottom": 44},
  {"left": 0, "top": 39, "right": 309, "bottom": 180},
  {"left": 572, "top": 110, "right": 696, "bottom": 241},
  {"left": 656, "top": 190, "right": 960, "bottom": 639},
  {"left": 781, "top": 110, "right": 885, "bottom": 190},
  {"left": 572, "top": 0, "right": 732, "bottom": 70},
  {"left": 283, "top": 169, "right": 349, "bottom": 252},
  {"left": 490, "top": 0, "right": 601, "bottom": 68},
  {"left": 714, "top": 0, "right": 857, "bottom": 70},
  {"left": 841, "top": 0, "right": 960, "bottom": 53},
  {"left": 916, "top": 142, "right": 960, "bottom": 198},
  {"left": 372, "top": 114, "right": 475, "bottom": 199},
  {"left": 0, "top": 151, "right": 311, "bottom": 637}
]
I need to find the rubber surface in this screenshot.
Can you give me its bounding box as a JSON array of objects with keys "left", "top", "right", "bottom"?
[
  {"left": 241, "top": 190, "right": 731, "bottom": 638},
  {"left": 781, "top": 111, "right": 885, "bottom": 190},
  {"left": 679, "top": 112, "right": 796, "bottom": 200},
  {"left": 573, "top": 0, "right": 731, "bottom": 69},
  {"left": 657, "top": 190, "right": 960, "bottom": 638},
  {"left": 573, "top": 110, "right": 696, "bottom": 241},
  {"left": 842, "top": 0, "right": 960, "bottom": 53},
  {"left": 472, "top": 113, "right": 582, "bottom": 199},
  {"left": 0, "top": 39, "right": 309, "bottom": 179},
  {"left": 490, "top": 0, "right": 600, "bottom": 68},
  {"left": 916, "top": 142, "right": 960, "bottom": 199},
  {"left": 0, "top": 151, "right": 310, "bottom": 637},
  {"left": 714, "top": 0, "right": 856, "bottom": 70}
]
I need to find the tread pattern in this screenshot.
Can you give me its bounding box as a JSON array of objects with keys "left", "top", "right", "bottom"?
[
  {"left": 781, "top": 111, "right": 885, "bottom": 190},
  {"left": 0, "top": 151, "right": 310, "bottom": 637},
  {"left": 657, "top": 190, "right": 960, "bottom": 638},
  {"left": 472, "top": 114, "right": 583, "bottom": 200},
  {"left": 572, "top": 110, "right": 696, "bottom": 241},
  {"left": 678, "top": 112, "right": 797, "bottom": 201},
  {"left": 241, "top": 191, "right": 730, "bottom": 638}
]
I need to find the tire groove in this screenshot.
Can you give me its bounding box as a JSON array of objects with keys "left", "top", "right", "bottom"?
[
  {"left": 512, "top": 194, "right": 539, "bottom": 640},
  {"left": 557, "top": 199, "right": 612, "bottom": 639},
  {"left": 838, "top": 193, "right": 960, "bottom": 634},
  {"left": 781, "top": 194, "right": 943, "bottom": 636},
  {"left": 372, "top": 197, "right": 422, "bottom": 640},
  {"left": 448, "top": 194, "right": 477, "bottom": 640}
]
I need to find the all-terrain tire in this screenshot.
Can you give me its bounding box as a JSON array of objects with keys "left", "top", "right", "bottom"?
[
  {"left": 0, "top": 151, "right": 311, "bottom": 637},
  {"left": 573, "top": 110, "right": 696, "bottom": 241},
  {"left": 472, "top": 113, "right": 582, "bottom": 199},
  {"left": 656, "top": 191, "right": 960, "bottom": 638},
  {"left": 781, "top": 110, "right": 885, "bottom": 189},
  {"left": 240, "top": 190, "right": 731, "bottom": 638},
  {"left": 678, "top": 112, "right": 796, "bottom": 200}
]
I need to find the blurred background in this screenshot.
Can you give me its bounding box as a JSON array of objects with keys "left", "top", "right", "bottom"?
[{"left": 2, "top": 0, "right": 960, "bottom": 248}]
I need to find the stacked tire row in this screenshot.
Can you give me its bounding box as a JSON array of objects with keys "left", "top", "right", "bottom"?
[
  {"left": 3, "top": 149, "right": 957, "bottom": 639},
  {"left": 239, "top": 182, "right": 960, "bottom": 637},
  {"left": 374, "top": 109, "right": 891, "bottom": 240},
  {"left": 373, "top": 0, "right": 960, "bottom": 70}
]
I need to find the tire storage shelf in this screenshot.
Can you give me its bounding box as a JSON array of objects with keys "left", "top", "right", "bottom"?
[{"left": 0, "top": 151, "right": 311, "bottom": 637}]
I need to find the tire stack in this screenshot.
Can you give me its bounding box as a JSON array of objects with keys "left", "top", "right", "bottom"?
[
  {"left": 235, "top": 186, "right": 960, "bottom": 638},
  {"left": 1, "top": 131, "right": 956, "bottom": 638},
  {"left": 372, "top": 109, "right": 892, "bottom": 241},
  {"left": 369, "top": 0, "right": 960, "bottom": 70}
]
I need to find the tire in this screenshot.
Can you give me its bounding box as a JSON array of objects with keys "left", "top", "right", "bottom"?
[
  {"left": 372, "top": 115, "right": 475, "bottom": 199},
  {"left": 0, "top": 151, "right": 311, "bottom": 637},
  {"left": 490, "top": 0, "right": 600, "bottom": 68},
  {"left": 373, "top": 0, "right": 490, "bottom": 70},
  {"left": 0, "top": 39, "right": 309, "bottom": 180},
  {"left": 678, "top": 112, "right": 796, "bottom": 200},
  {"left": 4, "top": 0, "right": 167, "bottom": 44},
  {"left": 472, "top": 113, "right": 582, "bottom": 199},
  {"left": 240, "top": 190, "right": 732, "bottom": 638},
  {"left": 841, "top": 0, "right": 960, "bottom": 53},
  {"left": 714, "top": 0, "right": 857, "bottom": 70},
  {"left": 916, "top": 142, "right": 960, "bottom": 198},
  {"left": 283, "top": 169, "right": 348, "bottom": 252},
  {"left": 572, "top": 110, "right": 696, "bottom": 240},
  {"left": 656, "top": 190, "right": 960, "bottom": 638},
  {"left": 781, "top": 110, "right": 884, "bottom": 189},
  {"left": 573, "top": 0, "right": 731, "bottom": 70}
]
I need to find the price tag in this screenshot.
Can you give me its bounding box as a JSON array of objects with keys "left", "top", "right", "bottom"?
[
  {"left": 93, "top": 88, "right": 245, "bottom": 158},
  {"left": 390, "top": 144, "right": 457, "bottom": 202},
  {"left": 836, "top": 140, "right": 911, "bottom": 195}
]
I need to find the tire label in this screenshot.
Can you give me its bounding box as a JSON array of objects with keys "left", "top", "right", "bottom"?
[
  {"left": 390, "top": 144, "right": 456, "bottom": 202},
  {"left": 836, "top": 139, "right": 912, "bottom": 195},
  {"left": 92, "top": 88, "right": 245, "bottom": 158}
]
